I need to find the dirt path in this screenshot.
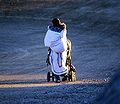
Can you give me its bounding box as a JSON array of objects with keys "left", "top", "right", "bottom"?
[{"left": 0, "top": 79, "right": 108, "bottom": 88}]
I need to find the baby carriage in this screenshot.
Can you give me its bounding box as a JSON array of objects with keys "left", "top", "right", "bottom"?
[{"left": 46, "top": 39, "right": 76, "bottom": 82}]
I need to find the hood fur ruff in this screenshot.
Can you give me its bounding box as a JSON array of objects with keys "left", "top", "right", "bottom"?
[{"left": 48, "top": 25, "right": 64, "bottom": 33}]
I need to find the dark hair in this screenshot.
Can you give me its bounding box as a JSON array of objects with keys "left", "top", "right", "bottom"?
[{"left": 52, "top": 18, "right": 64, "bottom": 28}]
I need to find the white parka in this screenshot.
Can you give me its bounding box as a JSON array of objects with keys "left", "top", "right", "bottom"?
[{"left": 44, "top": 26, "right": 67, "bottom": 53}]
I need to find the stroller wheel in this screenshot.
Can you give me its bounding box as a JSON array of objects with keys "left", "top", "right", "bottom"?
[
  {"left": 52, "top": 72, "right": 55, "bottom": 82},
  {"left": 47, "top": 72, "right": 51, "bottom": 82}
]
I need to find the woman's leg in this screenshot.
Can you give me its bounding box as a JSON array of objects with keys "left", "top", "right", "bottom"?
[
  {"left": 61, "top": 73, "right": 67, "bottom": 81},
  {"left": 55, "top": 74, "right": 60, "bottom": 83}
]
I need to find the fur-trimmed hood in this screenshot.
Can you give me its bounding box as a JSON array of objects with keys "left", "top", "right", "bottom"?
[{"left": 48, "top": 25, "right": 64, "bottom": 33}]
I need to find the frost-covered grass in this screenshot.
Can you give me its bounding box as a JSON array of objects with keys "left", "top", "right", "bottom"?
[{"left": 0, "top": 81, "right": 107, "bottom": 104}]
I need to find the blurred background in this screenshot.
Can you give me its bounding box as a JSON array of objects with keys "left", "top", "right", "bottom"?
[{"left": 0, "top": 0, "right": 120, "bottom": 103}]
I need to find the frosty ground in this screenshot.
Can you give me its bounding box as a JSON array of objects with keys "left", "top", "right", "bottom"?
[{"left": 0, "top": 80, "right": 107, "bottom": 104}]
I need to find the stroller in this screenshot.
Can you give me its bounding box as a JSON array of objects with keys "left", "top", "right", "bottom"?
[{"left": 46, "top": 39, "right": 76, "bottom": 82}]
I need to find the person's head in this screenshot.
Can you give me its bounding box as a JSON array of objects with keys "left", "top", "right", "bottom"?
[{"left": 52, "top": 18, "right": 65, "bottom": 28}]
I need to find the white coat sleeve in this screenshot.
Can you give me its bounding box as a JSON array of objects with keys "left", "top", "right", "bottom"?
[
  {"left": 44, "top": 30, "right": 50, "bottom": 47},
  {"left": 60, "top": 29, "right": 67, "bottom": 38}
]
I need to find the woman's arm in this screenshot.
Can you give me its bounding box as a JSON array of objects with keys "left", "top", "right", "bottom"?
[{"left": 60, "top": 23, "right": 67, "bottom": 38}]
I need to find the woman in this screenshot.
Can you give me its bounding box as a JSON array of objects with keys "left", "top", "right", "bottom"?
[{"left": 44, "top": 18, "right": 68, "bottom": 83}]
